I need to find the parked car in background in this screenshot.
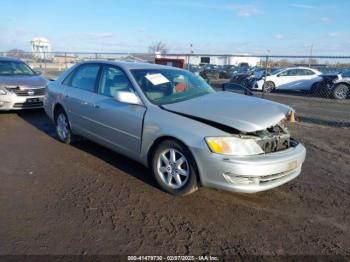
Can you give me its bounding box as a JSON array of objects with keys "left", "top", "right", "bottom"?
[
  {"left": 187, "top": 64, "right": 203, "bottom": 75},
  {"left": 45, "top": 61, "right": 306, "bottom": 196},
  {"left": 199, "top": 64, "right": 221, "bottom": 80},
  {"left": 229, "top": 72, "right": 255, "bottom": 88},
  {"left": 0, "top": 57, "right": 47, "bottom": 110},
  {"left": 331, "top": 76, "right": 350, "bottom": 100},
  {"left": 238, "top": 62, "right": 250, "bottom": 73},
  {"left": 253, "top": 67, "right": 322, "bottom": 92},
  {"left": 315, "top": 69, "right": 350, "bottom": 99},
  {"left": 229, "top": 68, "right": 278, "bottom": 89}
]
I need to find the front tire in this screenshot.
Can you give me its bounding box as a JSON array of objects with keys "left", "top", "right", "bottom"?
[
  {"left": 151, "top": 140, "right": 198, "bottom": 196},
  {"left": 263, "top": 81, "right": 275, "bottom": 93},
  {"left": 55, "top": 109, "right": 73, "bottom": 144},
  {"left": 333, "top": 84, "right": 349, "bottom": 100}
]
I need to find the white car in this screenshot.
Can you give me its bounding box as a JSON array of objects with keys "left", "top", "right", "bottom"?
[{"left": 254, "top": 67, "right": 322, "bottom": 92}]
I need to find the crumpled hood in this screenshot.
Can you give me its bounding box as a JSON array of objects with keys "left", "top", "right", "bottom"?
[
  {"left": 162, "top": 91, "right": 293, "bottom": 132},
  {"left": 0, "top": 75, "right": 47, "bottom": 88}
]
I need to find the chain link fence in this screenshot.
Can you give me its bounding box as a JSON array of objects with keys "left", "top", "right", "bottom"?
[
  {"left": 1, "top": 50, "right": 350, "bottom": 126},
  {"left": 1, "top": 51, "right": 157, "bottom": 80}
]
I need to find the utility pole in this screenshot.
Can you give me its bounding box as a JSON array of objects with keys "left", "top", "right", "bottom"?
[
  {"left": 188, "top": 43, "right": 193, "bottom": 70},
  {"left": 309, "top": 44, "right": 314, "bottom": 68},
  {"left": 262, "top": 49, "right": 270, "bottom": 98}
]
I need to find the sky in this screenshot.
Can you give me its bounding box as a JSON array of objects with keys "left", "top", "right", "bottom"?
[{"left": 0, "top": 0, "right": 349, "bottom": 55}]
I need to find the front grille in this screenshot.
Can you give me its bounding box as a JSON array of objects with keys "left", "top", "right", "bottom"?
[
  {"left": 6, "top": 87, "right": 46, "bottom": 97},
  {"left": 13, "top": 102, "right": 43, "bottom": 108},
  {"left": 257, "top": 134, "right": 290, "bottom": 153}
]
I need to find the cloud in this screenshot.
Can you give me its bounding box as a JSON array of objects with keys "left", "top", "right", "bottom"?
[
  {"left": 274, "top": 34, "right": 284, "bottom": 40},
  {"left": 290, "top": 4, "right": 316, "bottom": 9},
  {"left": 329, "top": 32, "right": 341, "bottom": 37},
  {"left": 225, "top": 4, "right": 264, "bottom": 17},
  {"left": 320, "top": 17, "right": 331, "bottom": 23}
]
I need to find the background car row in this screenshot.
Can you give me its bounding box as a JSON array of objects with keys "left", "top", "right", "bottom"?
[{"left": 224, "top": 66, "right": 349, "bottom": 100}]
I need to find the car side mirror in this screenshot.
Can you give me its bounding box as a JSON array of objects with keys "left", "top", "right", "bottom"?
[
  {"left": 35, "top": 70, "right": 42, "bottom": 75},
  {"left": 276, "top": 74, "right": 280, "bottom": 77},
  {"left": 114, "top": 91, "right": 142, "bottom": 105}
]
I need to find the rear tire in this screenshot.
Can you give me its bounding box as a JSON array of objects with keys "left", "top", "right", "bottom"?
[
  {"left": 263, "top": 81, "right": 275, "bottom": 93},
  {"left": 333, "top": 84, "right": 349, "bottom": 100},
  {"left": 151, "top": 139, "right": 198, "bottom": 196},
  {"left": 55, "top": 108, "right": 73, "bottom": 144}
]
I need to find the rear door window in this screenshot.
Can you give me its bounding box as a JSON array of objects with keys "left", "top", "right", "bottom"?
[
  {"left": 70, "top": 64, "right": 101, "bottom": 92},
  {"left": 279, "top": 69, "right": 296, "bottom": 76},
  {"left": 297, "top": 69, "right": 315, "bottom": 76}
]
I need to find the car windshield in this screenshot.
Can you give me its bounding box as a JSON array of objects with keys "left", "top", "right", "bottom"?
[
  {"left": 0, "top": 61, "right": 35, "bottom": 76},
  {"left": 131, "top": 69, "right": 215, "bottom": 105}
]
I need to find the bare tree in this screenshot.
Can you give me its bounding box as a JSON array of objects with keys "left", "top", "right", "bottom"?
[
  {"left": 148, "top": 41, "right": 168, "bottom": 54},
  {"left": 6, "top": 49, "right": 33, "bottom": 59}
]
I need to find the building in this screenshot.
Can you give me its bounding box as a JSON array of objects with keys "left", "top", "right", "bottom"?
[
  {"left": 53, "top": 54, "right": 77, "bottom": 64},
  {"left": 30, "top": 37, "right": 52, "bottom": 59},
  {"left": 160, "top": 54, "right": 260, "bottom": 67}
]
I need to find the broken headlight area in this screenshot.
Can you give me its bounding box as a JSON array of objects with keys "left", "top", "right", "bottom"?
[
  {"left": 249, "top": 123, "right": 297, "bottom": 154},
  {"left": 206, "top": 123, "right": 299, "bottom": 156}
]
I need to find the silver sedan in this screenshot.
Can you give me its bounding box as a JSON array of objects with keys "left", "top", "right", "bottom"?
[
  {"left": 0, "top": 57, "right": 47, "bottom": 110},
  {"left": 44, "top": 61, "right": 306, "bottom": 196}
]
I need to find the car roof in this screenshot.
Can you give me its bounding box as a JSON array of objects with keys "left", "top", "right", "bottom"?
[
  {"left": 78, "top": 60, "right": 180, "bottom": 71},
  {"left": 0, "top": 56, "right": 22, "bottom": 62},
  {"left": 281, "top": 66, "right": 318, "bottom": 70}
]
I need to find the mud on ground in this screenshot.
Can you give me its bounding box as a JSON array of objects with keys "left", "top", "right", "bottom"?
[{"left": 0, "top": 110, "right": 349, "bottom": 255}]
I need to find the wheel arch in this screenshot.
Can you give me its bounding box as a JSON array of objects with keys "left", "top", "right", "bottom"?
[
  {"left": 334, "top": 81, "right": 350, "bottom": 87},
  {"left": 53, "top": 103, "right": 66, "bottom": 121},
  {"left": 147, "top": 135, "right": 202, "bottom": 184}
]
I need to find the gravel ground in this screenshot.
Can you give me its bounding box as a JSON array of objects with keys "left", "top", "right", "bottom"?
[{"left": 0, "top": 110, "right": 349, "bottom": 256}]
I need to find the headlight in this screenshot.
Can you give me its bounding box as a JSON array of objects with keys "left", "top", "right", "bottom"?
[
  {"left": 0, "top": 87, "right": 7, "bottom": 95},
  {"left": 205, "top": 136, "right": 264, "bottom": 156}
]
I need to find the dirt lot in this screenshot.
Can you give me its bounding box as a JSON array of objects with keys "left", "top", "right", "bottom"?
[{"left": 0, "top": 110, "right": 349, "bottom": 256}]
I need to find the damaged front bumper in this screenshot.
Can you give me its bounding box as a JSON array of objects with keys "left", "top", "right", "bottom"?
[{"left": 194, "top": 142, "right": 306, "bottom": 193}]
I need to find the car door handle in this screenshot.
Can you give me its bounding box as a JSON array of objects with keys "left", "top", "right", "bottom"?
[
  {"left": 93, "top": 104, "right": 100, "bottom": 109},
  {"left": 64, "top": 94, "right": 69, "bottom": 98}
]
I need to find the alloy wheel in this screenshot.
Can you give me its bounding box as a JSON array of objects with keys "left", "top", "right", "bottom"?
[
  {"left": 264, "top": 82, "right": 274, "bottom": 92},
  {"left": 334, "top": 85, "right": 348, "bottom": 99},
  {"left": 56, "top": 113, "right": 69, "bottom": 141},
  {"left": 156, "top": 148, "right": 189, "bottom": 189}
]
